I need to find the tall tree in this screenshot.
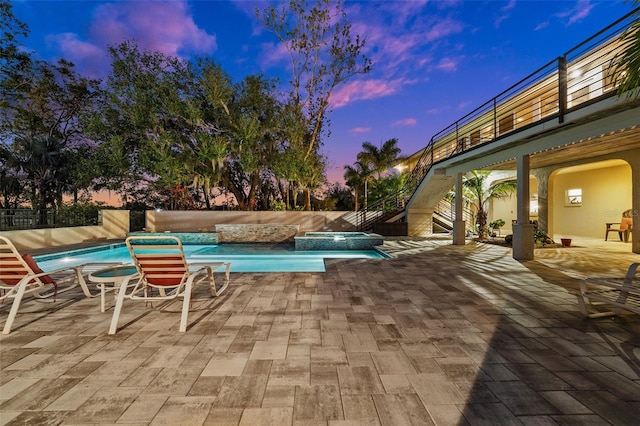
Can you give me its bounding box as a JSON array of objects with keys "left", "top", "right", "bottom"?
[
  {"left": 190, "top": 57, "right": 235, "bottom": 208},
  {"left": 462, "top": 170, "right": 517, "bottom": 239},
  {"left": 1, "top": 57, "right": 101, "bottom": 210},
  {"left": 357, "top": 138, "right": 402, "bottom": 180},
  {"left": 223, "top": 74, "right": 283, "bottom": 210},
  {"left": 610, "top": 1, "right": 640, "bottom": 99},
  {"left": 14, "top": 136, "right": 65, "bottom": 221},
  {"left": 0, "top": 0, "right": 31, "bottom": 104},
  {"left": 91, "top": 41, "right": 203, "bottom": 208},
  {"left": 344, "top": 160, "right": 373, "bottom": 211},
  {"left": 257, "top": 0, "right": 371, "bottom": 210},
  {"left": 0, "top": 143, "right": 22, "bottom": 210}
]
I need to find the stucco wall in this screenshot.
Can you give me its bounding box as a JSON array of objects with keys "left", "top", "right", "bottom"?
[
  {"left": 1, "top": 210, "right": 130, "bottom": 251},
  {"left": 145, "top": 211, "right": 358, "bottom": 233},
  {"left": 489, "top": 176, "right": 538, "bottom": 235},
  {"left": 552, "top": 164, "right": 632, "bottom": 239}
]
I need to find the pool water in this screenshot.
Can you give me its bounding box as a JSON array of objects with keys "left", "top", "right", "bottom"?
[{"left": 35, "top": 244, "right": 388, "bottom": 273}]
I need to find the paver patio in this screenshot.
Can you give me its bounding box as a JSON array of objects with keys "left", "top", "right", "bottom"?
[{"left": 1, "top": 237, "right": 639, "bottom": 425}]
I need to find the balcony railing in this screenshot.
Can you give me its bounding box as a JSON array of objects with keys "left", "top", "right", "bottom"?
[{"left": 356, "top": 8, "right": 639, "bottom": 231}]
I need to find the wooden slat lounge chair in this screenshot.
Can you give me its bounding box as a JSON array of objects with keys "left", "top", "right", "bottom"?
[
  {"left": 108, "top": 236, "right": 230, "bottom": 334},
  {"left": 0, "top": 236, "right": 116, "bottom": 334}
]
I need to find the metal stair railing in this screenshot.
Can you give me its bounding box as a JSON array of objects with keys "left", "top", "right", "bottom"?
[{"left": 432, "top": 199, "right": 475, "bottom": 232}]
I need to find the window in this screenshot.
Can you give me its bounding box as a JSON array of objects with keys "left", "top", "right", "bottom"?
[{"left": 566, "top": 188, "right": 582, "bottom": 206}]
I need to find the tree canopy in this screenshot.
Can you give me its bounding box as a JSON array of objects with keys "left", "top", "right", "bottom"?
[{"left": 0, "top": 0, "right": 371, "bottom": 212}]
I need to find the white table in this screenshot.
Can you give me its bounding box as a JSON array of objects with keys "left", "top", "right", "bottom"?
[{"left": 88, "top": 265, "right": 139, "bottom": 312}]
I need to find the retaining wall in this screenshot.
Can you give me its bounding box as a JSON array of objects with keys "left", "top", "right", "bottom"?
[
  {"left": 145, "top": 211, "right": 357, "bottom": 233},
  {"left": 1, "top": 210, "right": 130, "bottom": 251}
]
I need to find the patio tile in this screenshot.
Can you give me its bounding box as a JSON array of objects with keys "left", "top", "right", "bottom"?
[
  {"left": 371, "top": 351, "right": 417, "bottom": 375},
  {"left": 378, "top": 374, "right": 414, "bottom": 394},
  {"left": 460, "top": 402, "right": 522, "bottom": 425},
  {"left": 0, "top": 378, "right": 81, "bottom": 412},
  {"left": 239, "top": 407, "right": 294, "bottom": 425},
  {"left": 201, "top": 354, "right": 249, "bottom": 377},
  {"left": 262, "top": 385, "right": 296, "bottom": 408},
  {"left": 250, "top": 341, "right": 288, "bottom": 360},
  {"left": 62, "top": 386, "right": 142, "bottom": 423},
  {"left": 0, "top": 378, "right": 40, "bottom": 401},
  {"left": 117, "top": 394, "right": 168, "bottom": 423},
  {"left": 337, "top": 366, "right": 385, "bottom": 395},
  {"left": 213, "top": 376, "right": 268, "bottom": 408},
  {"left": 294, "top": 385, "right": 342, "bottom": 421},
  {"left": 408, "top": 373, "right": 466, "bottom": 405},
  {"left": 143, "top": 367, "right": 202, "bottom": 396},
  {"left": 44, "top": 382, "right": 102, "bottom": 411},
  {"left": 149, "top": 396, "right": 214, "bottom": 425},
  {"left": 484, "top": 381, "right": 558, "bottom": 416},
  {"left": 373, "top": 393, "right": 435, "bottom": 425},
  {"left": 569, "top": 390, "right": 640, "bottom": 424}
]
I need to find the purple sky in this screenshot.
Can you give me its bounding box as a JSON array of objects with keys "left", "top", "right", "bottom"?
[{"left": 12, "top": 0, "right": 634, "bottom": 183}]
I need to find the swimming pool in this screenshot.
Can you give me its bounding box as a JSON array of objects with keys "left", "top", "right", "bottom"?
[{"left": 34, "top": 243, "right": 389, "bottom": 273}]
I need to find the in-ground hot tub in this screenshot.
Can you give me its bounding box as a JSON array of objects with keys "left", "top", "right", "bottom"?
[{"left": 294, "top": 231, "right": 384, "bottom": 251}]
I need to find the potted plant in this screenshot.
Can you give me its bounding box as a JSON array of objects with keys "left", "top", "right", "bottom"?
[
  {"left": 488, "top": 219, "right": 505, "bottom": 237},
  {"left": 534, "top": 229, "right": 556, "bottom": 247}
]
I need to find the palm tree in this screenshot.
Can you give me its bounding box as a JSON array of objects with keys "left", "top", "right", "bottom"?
[
  {"left": 462, "top": 170, "right": 517, "bottom": 239},
  {"left": 610, "top": 1, "right": 640, "bottom": 99},
  {"left": 343, "top": 160, "right": 373, "bottom": 211},
  {"left": 16, "top": 136, "right": 66, "bottom": 220},
  {"left": 357, "top": 138, "right": 402, "bottom": 180}
]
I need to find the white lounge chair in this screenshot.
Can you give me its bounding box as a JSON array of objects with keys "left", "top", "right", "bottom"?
[
  {"left": 108, "top": 236, "right": 230, "bottom": 334},
  {"left": 0, "top": 236, "right": 116, "bottom": 334}
]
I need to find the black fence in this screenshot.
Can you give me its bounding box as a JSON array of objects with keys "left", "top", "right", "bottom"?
[
  {"left": 129, "top": 210, "right": 146, "bottom": 232},
  {"left": 0, "top": 209, "right": 100, "bottom": 231}
]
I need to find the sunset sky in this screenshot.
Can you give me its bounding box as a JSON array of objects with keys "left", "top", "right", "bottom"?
[{"left": 11, "top": 0, "right": 634, "bottom": 184}]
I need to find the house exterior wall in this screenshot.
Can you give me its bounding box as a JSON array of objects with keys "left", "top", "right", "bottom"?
[{"left": 487, "top": 165, "right": 632, "bottom": 240}]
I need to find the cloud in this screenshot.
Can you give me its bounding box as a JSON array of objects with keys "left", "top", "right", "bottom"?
[
  {"left": 48, "top": 1, "right": 216, "bottom": 76},
  {"left": 45, "top": 33, "right": 107, "bottom": 78},
  {"left": 258, "top": 41, "right": 290, "bottom": 69},
  {"left": 426, "top": 107, "right": 448, "bottom": 115},
  {"left": 535, "top": 21, "right": 550, "bottom": 31},
  {"left": 423, "top": 18, "right": 465, "bottom": 43},
  {"left": 350, "top": 127, "right": 371, "bottom": 134},
  {"left": 557, "top": 0, "right": 594, "bottom": 26},
  {"left": 330, "top": 79, "right": 404, "bottom": 108},
  {"left": 91, "top": 1, "right": 216, "bottom": 56},
  {"left": 330, "top": 5, "right": 464, "bottom": 107},
  {"left": 256, "top": 1, "right": 464, "bottom": 109},
  {"left": 392, "top": 118, "right": 417, "bottom": 127},
  {"left": 458, "top": 100, "right": 473, "bottom": 111},
  {"left": 495, "top": 0, "right": 517, "bottom": 27},
  {"left": 435, "top": 57, "right": 460, "bottom": 72}
]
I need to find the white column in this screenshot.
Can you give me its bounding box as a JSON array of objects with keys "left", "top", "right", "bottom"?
[
  {"left": 452, "top": 172, "right": 466, "bottom": 245},
  {"left": 513, "top": 155, "right": 535, "bottom": 260}
]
